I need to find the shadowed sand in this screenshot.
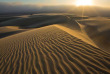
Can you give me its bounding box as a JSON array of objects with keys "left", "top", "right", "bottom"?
[
  {"left": 0, "top": 25, "right": 110, "bottom": 74},
  {"left": 0, "top": 26, "right": 26, "bottom": 38}
]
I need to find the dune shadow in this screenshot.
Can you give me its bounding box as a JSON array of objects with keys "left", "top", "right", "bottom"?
[{"left": 0, "top": 30, "right": 26, "bottom": 39}]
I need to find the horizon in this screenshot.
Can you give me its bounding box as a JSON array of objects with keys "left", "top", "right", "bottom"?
[{"left": 0, "top": 0, "right": 110, "bottom": 17}]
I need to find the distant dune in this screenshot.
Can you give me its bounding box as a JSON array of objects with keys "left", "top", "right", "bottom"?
[
  {"left": 0, "top": 14, "right": 110, "bottom": 74},
  {"left": 0, "top": 26, "right": 26, "bottom": 38},
  {"left": 0, "top": 15, "right": 68, "bottom": 28}
]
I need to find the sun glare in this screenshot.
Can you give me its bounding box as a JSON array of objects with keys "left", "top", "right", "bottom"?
[{"left": 75, "top": 0, "right": 93, "bottom": 6}]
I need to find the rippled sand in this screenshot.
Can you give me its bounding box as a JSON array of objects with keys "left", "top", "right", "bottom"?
[{"left": 0, "top": 25, "right": 110, "bottom": 74}]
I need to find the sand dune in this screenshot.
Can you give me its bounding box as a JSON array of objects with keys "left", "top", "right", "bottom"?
[
  {"left": 54, "top": 24, "right": 98, "bottom": 48},
  {"left": 0, "top": 26, "right": 26, "bottom": 38},
  {"left": 0, "top": 15, "right": 67, "bottom": 28},
  {"left": 77, "top": 17, "right": 110, "bottom": 52},
  {"left": 0, "top": 25, "right": 110, "bottom": 74},
  {"left": 0, "top": 16, "right": 18, "bottom": 23}
]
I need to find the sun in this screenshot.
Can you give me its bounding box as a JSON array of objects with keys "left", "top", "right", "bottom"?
[{"left": 75, "top": 0, "right": 93, "bottom": 6}]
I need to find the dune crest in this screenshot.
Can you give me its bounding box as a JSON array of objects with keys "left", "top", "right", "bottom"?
[{"left": 54, "top": 24, "right": 98, "bottom": 48}]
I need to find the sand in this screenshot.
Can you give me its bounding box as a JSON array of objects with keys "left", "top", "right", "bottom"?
[
  {"left": 0, "top": 25, "right": 110, "bottom": 74},
  {"left": 77, "top": 17, "right": 110, "bottom": 52},
  {"left": 0, "top": 14, "right": 110, "bottom": 74},
  {"left": 0, "top": 26, "right": 26, "bottom": 38},
  {"left": 54, "top": 24, "right": 98, "bottom": 48},
  {"left": 0, "top": 15, "right": 67, "bottom": 28}
]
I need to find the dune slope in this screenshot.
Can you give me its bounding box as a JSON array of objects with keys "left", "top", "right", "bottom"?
[
  {"left": 77, "top": 17, "right": 110, "bottom": 52},
  {"left": 0, "top": 25, "right": 110, "bottom": 74}
]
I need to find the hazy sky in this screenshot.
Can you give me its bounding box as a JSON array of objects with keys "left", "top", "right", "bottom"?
[{"left": 0, "top": 0, "right": 110, "bottom": 7}]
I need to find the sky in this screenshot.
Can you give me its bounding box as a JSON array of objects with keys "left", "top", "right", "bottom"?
[
  {"left": 0, "top": 0, "right": 110, "bottom": 15},
  {"left": 0, "top": 0, "right": 74, "bottom": 5},
  {"left": 0, "top": 0, "right": 110, "bottom": 7}
]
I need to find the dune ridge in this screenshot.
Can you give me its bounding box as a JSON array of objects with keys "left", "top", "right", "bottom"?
[
  {"left": 54, "top": 24, "right": 98, "bottom": 48},
  {"left": 0, "top": 25, "right": 110, "bottom": 74}
]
